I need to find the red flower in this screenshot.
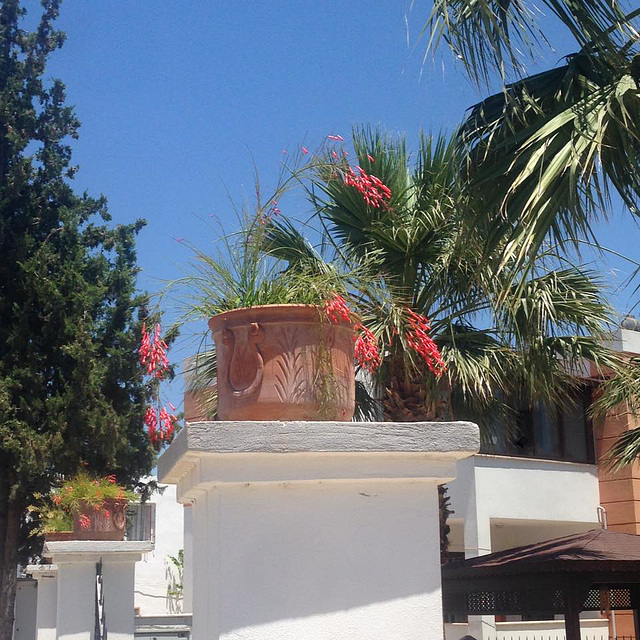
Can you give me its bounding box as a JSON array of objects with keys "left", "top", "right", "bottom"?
[
  {"left": 52, "top": 494, "right": 62, "bottom": 506},
  {"left": 139, "top": 322, "right": 151, "bottom": 367},
  {"left": 342, "top": 166, "right": 391, "bottom": 209},
  {"left": 405, "top": 309, "right": 446, "bottom": 377},
  {"left": 102, "top": 509, "right": 111, "bottom": 519},
  {"left": 78, "top": 514, "right": 91, "bottom": 530},
  {"left": 327, "top": 134, "right": 344, "bottom": 141},
  {"left": 367, "top": 154, "right": 375, "bottom": 163},
  {"left": 354, "top": 325, "right": 381, "bottom": 373},
  {"left": 141, "top": 323, "right": 170, "bottom": 379},
  {"left": 159, "top": 407, "right": 177, "bottom": 442},
  {"left": 144, "top": 406, "right": 159, "bottom": 448},
  {"left": 107, "top": 474, "right": 116, "bottom": 484},
  {"left": 324, "top": 294, "right": 352, "bottom": 325},
  {"left": 301, "top": 146, "right": 309, "bottom": 155}
]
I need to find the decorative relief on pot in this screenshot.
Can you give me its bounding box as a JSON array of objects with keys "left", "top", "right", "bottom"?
[
  {"left": 223, "top": 322, "right": 264, "bottom": 398},
  {"left": 72, "top": 498, "right": 128, "bottom": 541},
  {"left": 273, "top": 327, "right": 306, "bottom": 404}
]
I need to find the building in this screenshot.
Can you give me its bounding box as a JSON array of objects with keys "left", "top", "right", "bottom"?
[{"left": 444, "top": 326, "right": 640, "bottom": 639}]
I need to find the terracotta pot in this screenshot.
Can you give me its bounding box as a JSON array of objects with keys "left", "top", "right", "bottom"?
[
  {"left": 72, "top": 498, "right": 128, "bottom": 541},
  {"left": 209, "top": 304, "right": 355, "bottom": 421}
]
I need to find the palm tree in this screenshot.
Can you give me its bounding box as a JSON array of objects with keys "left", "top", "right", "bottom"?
[
  {"left": 265, "top": 128, "right": 624, "bottom": 437},
  {"left": 421, "top": 1, "right": 640, "bottom": 278}
]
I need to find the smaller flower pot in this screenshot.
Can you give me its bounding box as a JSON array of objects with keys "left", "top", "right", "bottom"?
[
  {"left": 44, "top": 531, "right": 75, "bottom": 542},
  {"left": 72, "top": 498, "right": 129, "bottom": 541}
]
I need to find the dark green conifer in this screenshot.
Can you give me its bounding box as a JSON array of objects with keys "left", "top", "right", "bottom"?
[{"left": 0, "top": 2, "right": 155, "bottom": 634}]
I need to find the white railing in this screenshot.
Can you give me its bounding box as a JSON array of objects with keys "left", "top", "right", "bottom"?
[{"left": 445, "top": 618, "right": 609, "bottom": 640}]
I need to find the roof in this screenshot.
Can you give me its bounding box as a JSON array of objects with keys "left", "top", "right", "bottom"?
[{"left": 444, "top": 529, "right": 640, "bottom": 580}]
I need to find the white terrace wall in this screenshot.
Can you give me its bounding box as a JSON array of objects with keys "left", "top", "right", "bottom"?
[
  {"left": 134, "top": 481, "right": 186, "bottom": 615},
  {"left": 446, "top": 618, "right": 609, "bottom": 640},
  {"left": 447, "top": 454, "right": 600, "bottom": 557}
]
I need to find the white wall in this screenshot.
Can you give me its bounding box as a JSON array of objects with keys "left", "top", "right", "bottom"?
[
  {"left": 13, "top": 579, "right": 37, "bottom": 640},
  {"left": 446, "top": 618, "right": 608, "bottom": 640},
  {"left": 134, "top": 481, "right": 185, "bottom": 615},
  {"left": 447, "top": 454, "right": 600, "bottom": 555},
  {"left": 191, "top": 479, "right": 446, "bottom": 640}
]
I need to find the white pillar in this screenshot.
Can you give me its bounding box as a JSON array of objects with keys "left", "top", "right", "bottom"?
[
  {"left": 159, "top": 420, "right": 479, "bottom": 640},
  {"left": 462, "top": 478, "right": 496, "bottom": 640},
  {"left": 182, "top": 502, "right": 194, "bottom": 613},
  {"left": 26, "top": 566, "right": 57, "bottom": 640},
  {"left": 41, "top": 541, "right": 152, "bottom": 640}
]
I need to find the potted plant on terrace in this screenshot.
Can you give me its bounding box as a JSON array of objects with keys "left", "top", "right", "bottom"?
[
  {"left": 169, "top": 158, "right": 444, "bottom": 422},
  {"left": 173, "top": 211, "right": 373, "bottom": 421},
  {"left": 33, "top": 472, "right": 136, "bottom": 541}
]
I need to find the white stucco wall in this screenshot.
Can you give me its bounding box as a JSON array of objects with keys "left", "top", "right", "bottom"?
[
  {"left": 159, "top": 420, "right": 479, "bottom": 640},
  {"left": 447, "top": 454, "right": 600, "bottom": 554},
  {"left": 134, "top": 481, "right": 185, "bottom": 615},
  {"left": 13, "top": 579, "right": 37, "bottom": 640},
  {"left": 191, "top": 479, "right": 446, "bottom": 640}
]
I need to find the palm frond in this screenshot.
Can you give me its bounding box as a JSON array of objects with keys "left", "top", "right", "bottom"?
[
  {"left": 461, "top": 55, "right": 640, "bottom": 274},
  {"left": 422, "top": 0, "right": 637, "bottom": 86}
]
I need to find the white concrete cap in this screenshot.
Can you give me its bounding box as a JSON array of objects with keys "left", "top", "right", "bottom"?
[
  {"left": 25, "top": 564, "right": 58, "bottom": 578},
  {"left": 42, "top": 540, "right": 153, "bottom": 563},
  {"left": 158, "top": 420, "right": 480, "bottom": 499}
]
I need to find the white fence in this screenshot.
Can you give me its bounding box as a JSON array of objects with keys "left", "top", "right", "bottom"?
[{"left": 446, "top": 618, "right": 609, "bottom": 640}]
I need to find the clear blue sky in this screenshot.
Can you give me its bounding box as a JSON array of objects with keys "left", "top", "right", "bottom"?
[{"left": 24, "top": 0, "right": 640, "bottom": 407}]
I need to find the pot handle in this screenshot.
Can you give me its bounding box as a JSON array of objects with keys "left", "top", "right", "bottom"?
[
  {"left": 223, "top": 323, "right": 264, "bottom": 398},
  {"left": 112, "top": 507, "right": 126, "bottom": 530}
]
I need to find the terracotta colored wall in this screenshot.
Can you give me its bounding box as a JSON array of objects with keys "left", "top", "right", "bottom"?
[
  {"left": 183, "top": 385, "right": 216, "bottom": 422},
  {"left": 596, "top": 403, "right": 640, "bottom": 636},
  {"left": 596, "top": 405, "right": 640, "bottom": 534}
]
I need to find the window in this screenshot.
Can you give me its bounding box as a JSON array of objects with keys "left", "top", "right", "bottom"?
[
  {"left": 126, "top": 502, "right": 156, "bottom": 542},
  {"left": 482, "top": 387, "right": 594, "bottom": 463}
]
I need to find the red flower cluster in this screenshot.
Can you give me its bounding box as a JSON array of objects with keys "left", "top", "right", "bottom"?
[
  {"left": 139, "top": 323, "right": 169, "bottom": 379},
  {"left": 144, "top": 405, "right": 178, "bottom": 451},
  {"left": 354, "top": 325, "right": 381, "bottom": 373},
  {"left": 107, "top": 474, "right": 116, "bottom": 484},
  {"left": 78, "top": 514, "right": 91, "bottom": 530},
  {"left": 324, "top": 294, "right": 352, "bottom": 324},
  {"left": 405, "top": 309, "right": 446, "bottom": 377},
  {"left": 324, "top": 294, "right": 382, "bottom": 373},
  {"left": 140, "top": 323, "right": 179, "bottom": 450},
  {"left": 343, "top": 166, "right": 391, "bottom": 209}
]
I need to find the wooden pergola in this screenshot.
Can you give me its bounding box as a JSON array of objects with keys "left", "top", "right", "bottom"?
[{"left": 442, "top": 529, "right": 640, "bottom": 640}]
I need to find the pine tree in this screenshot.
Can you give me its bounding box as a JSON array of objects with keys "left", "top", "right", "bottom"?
[{"left": 0, "top": 2, "right": 155, "bottom": 635}]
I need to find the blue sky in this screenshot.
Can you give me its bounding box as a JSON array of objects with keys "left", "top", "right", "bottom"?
[{"left": 24, "top": 1, "right": 640, "bottom": 407}]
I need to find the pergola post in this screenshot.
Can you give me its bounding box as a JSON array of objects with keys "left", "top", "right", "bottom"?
[
  {"left": 563, "top": 587, "right": 583, "bottom": 640},
  {"left": 631, "top": 586, "right": 640, "bottom": 639}
]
